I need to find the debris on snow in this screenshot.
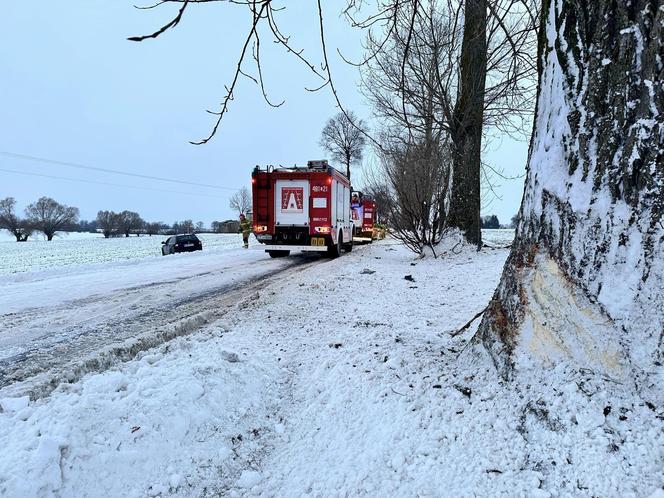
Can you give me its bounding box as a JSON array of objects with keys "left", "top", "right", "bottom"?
[{"left": 221, "top": 351, "right": 240, "bottom": 363}]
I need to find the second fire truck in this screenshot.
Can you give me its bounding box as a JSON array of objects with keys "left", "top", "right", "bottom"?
[{"left": 351, "top": 191, "right": 377, "bottom": 242}]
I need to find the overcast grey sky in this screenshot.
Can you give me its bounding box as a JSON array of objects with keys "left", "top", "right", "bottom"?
[{"left": 0, "top": 1, "right": 528, "bottom": 226}]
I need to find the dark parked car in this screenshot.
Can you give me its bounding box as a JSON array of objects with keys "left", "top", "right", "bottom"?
[{"left": 161, "top": 234, "right": 203, "bottom": 255}]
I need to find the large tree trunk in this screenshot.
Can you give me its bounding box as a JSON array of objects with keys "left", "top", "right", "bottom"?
[
  {"left": 447, "top": 0, "right": 487, "bottom": 248},
  {"left": 477, "top": 0, "right": 663, "bottom": 399}
]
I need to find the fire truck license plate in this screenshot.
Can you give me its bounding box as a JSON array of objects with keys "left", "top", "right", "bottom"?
[{"left": 311, "top": 237, "right": 325, "bottom": 246}]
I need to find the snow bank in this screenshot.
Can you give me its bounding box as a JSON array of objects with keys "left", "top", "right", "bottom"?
[
  {"left": 0, "top": 329, "right": 282, "bottom": 497},
  {"left": 0, "top": 396, "right": 29, "bottom": 413}
]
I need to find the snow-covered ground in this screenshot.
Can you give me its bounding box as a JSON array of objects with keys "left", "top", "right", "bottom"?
[
  {"left": 482, "top": 228, "right": 514, "bottom": 246},
  {"left": 1, "top": 231, "right": 661, "bottom": 497},
  {"left": 0, "top": 232, "right": 251, "bottom": 275}
]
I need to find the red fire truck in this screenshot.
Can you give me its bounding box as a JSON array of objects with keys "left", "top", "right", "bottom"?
[
  {"left": 251, "top": 160, "right": 354, "bottom": 258},
  {"left": 351, "top": 191, "right": 376, "bottom": 242}
]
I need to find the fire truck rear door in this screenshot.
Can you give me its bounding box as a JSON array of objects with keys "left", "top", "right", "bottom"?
[{"left": 274, "top": 180, "right": 310, "bottom": 226}]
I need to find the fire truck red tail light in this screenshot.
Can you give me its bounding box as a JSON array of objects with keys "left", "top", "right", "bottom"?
[
  {"left": 315, "top": 226, "right": 332, "bottom": 234},
  {"left": 254, "top": 225, "right": 268, "bottom": 233},
  {"left": 327, "top": 178, "right": 332, "bottom": 185}
]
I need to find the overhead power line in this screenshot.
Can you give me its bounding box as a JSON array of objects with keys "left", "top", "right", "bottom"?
[
  {"left": 0, "top": 167, "right": 228, "bottom": 199},
  {"left": 0, "top": 151, "right": 239, "bottom": 191}
]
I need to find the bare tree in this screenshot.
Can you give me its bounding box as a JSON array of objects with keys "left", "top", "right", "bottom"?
[
  {"left": 373, "top": 135, "right": 451, "bottom": 256},
  {"left": 229, "top": 187, "right": 252, "bottom": 216},
  {"left": 320, "top": 112, "right": 367, "bottom": 180},
  {"left": 174, "top": 219, "right": 194, "bottom": 234},
  {"left": 360, "top": 2, "right": 453, "bottom": 256},
  {"left": 0, "top": 197, "right": 33, "bottom": 242},
  {"left": 361, "top": 0, "right": 538, "bottom": 247},
  {"left": 117, "top": 211, "right": 144, "bottom": 237},
  {"left": 145, "top": 222, "right": 163, "bottom": 236},
  {"left": 182, "top": 219, "right": 194, "bottom": 233},
  {"left": 25, "top": 197, "right": 79, "bottom": 241},
  {"left": 96, "top": 210, "right": 120, "bottom": 238}
]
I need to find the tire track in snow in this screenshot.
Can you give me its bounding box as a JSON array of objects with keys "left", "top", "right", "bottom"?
[{"left": 0, "top": 255, "right": 321, "bottom": 401}]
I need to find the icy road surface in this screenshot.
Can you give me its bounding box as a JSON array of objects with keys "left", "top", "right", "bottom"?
[{"left": 0, "top": 235, "right": 319, "bottom": 399}]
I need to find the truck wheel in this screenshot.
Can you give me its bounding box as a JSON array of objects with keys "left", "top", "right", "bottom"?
[
  {"left": 343, "top": 237, "right": 353, "bottom": 253},
  {"left": 329, "top": 232, "right": 342, "bottom": 258},
  {"left": 268, "top": 250, "right": 290, "bottom": 258}
]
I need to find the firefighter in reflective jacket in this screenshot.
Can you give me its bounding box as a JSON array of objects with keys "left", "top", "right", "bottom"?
[{"left": 239, "top": 213, "right": 251, "bottom": 248}]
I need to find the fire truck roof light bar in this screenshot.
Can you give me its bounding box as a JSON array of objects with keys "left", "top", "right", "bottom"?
[
  {"left": 307, "top": 159, "right": 328, "bottom": 169},
  {"left": 253, "top": 161, "right": 344, "bottom": 176}
]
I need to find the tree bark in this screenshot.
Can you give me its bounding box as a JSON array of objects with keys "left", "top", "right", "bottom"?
[
  {"left": 447, "top": 0, "right": 487, "bottom": 248},
  {"left": 477, "top": 0, "right": 664, "bottom": 394}
]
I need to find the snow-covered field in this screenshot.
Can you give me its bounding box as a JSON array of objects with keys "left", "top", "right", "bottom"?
[
  {"left": 1, "top": 230, "right": 661, "bottom": 497},
  {"left": 482, "top": 228, "right": 514, "bottom": 246},
  {"left": 0, "top": 232, "right": 251, "bottom": 276}
]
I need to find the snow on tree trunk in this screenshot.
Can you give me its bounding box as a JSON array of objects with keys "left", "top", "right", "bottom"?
[{"left": 476, "top": 0, "right": 663, "bottom": 395}]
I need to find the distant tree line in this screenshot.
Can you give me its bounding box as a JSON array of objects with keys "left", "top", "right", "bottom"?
[
  {"left": 96, "top": 210, "right": 146, "bottom": 238},
  {"left": 96, "top": 214, "right": 214, "bottom": 238},
  {"left": 211, "top": 220, "right": 241, "bottom": 233},
  {"left": 480, "top": 215, "right": 500, "bottom": 229},
  {"left": 0, "top": 195, "right": 241, "bottom": 241},
  {"left": 477, "top": 214, "right": 520, "bottom": 229}
]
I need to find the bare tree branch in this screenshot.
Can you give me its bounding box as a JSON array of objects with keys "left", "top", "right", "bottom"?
[{"left": 128, "top": 0, "right": 190, "bottom": 41}]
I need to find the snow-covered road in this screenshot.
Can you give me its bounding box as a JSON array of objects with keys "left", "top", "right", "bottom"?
[{"left": 0, "top": 245, "right": 319, "bottom": 399}]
